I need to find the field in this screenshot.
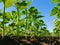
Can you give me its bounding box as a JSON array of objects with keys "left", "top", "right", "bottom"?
[
  {"left": 0, "top": 36, "right": 60, "bottom": 45},
  {"left": 0, "top": 0, "right": 60, "bottom": 45}
]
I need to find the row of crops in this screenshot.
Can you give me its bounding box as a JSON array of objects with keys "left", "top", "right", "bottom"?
[{"left": 0, "top": 0, "right": 60, "bottom": 38}]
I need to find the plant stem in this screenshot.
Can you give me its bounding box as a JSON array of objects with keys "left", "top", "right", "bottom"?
[
  {"left": 25, "top": 8, "right": 27, "bottom": 30},
  {"left": 25, "top": 8, "right": 28, "bottom": 38},
  {"left": 2, "top": 0, "right": 5, "bottom": 38},
  {"left": 17, "top": 7, "right": 19, "bottom": 36}
]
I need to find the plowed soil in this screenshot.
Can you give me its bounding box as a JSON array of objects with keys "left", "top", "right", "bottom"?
[{"left": 0, "top": 36, "right": 60, "bottom": 45}]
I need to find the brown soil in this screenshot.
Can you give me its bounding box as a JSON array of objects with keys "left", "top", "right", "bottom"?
[{"left": 0, "top": 36, "right": 60, "bottom": 45}]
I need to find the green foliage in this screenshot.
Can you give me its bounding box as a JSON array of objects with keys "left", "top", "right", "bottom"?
[
  {"left": 0, "top": 0, "right": 51, "bottom": 37},
  {"left": 4, "top": 12, "right": 11, "bottom": 23},
  {"left": 51, "top": 0, "right": 60, "bottom": 37},
  {"left": 40, "top": 27, "right": 51, "bottom": 37},
  {"left": 15, "top": 0, "right": 32, "bottom": 10},
  {"left": 52, "top": 0, "right": 60, "bottom": 3},
  {"left": 0, "top": 0, "right": 3, "bottom": 2},
  {"left": 5, "top": 0, "right": 13, "bottom": 8},
  {"left": 53, "top": 27, "right": 60, "bottom": 37},
  {"left": 12, "top": 11, "right": 17, "bottom": 20},
  {"left": 0, "top": 12, "right": 3, "bottom": 18},
  {"left": 50, "top": 7, "right": 58, "bottom": 16}
]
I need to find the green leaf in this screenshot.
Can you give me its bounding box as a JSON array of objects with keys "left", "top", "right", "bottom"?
[
  {"left": 4, "top": 12, "right": 11, "bottom": 23},
  {"left": 41, "top": 27, "right": 46, "bottom": 30},
  {"left": 5, "top": 0, "right": 13, "bottom": 8},
  {"left": 57, "top": 3, "right": 60, "bottom": 7},
  {"left": 5, "top": 12, "right": 11, "bottom": 19},
  {"left": 15, "top": 2, "right": 21, "bottom": 8},
  {"left": 22, "top": 0, "right": 26, "bottom": 2},
  {"left": 0, "top": 13, "right": 3, "bottom": 18},
  {"left": 21, "top": 1, "right": 27, "bottom": 6},
  {"left": 50, "top": 7, "right": 58, "bottom": 16},
  {"left": 4, "top": 19, "right": 10, "bottom": 23},
  {"left": 55, "top": 21, "right": 60, "bottom": 26},
  {"left": 15, "top": 0, "right": 32, "bottom": 10},
  {"left": 22, "top": 11, "right": 26, "bottom": 14},
  {"left": 12, "top": 11, "right": 17, "bottom": 20},
  {"left": 38, "top": 12, "right": 42, "bottom": 14},
  {"left": 57, "top": 13, "right": 60, "bottom": 18},
  {"left": 0, "top": 0, "right": 3, "bottom": 2},
  {"left": 27, "top": 0, "right": 32, "bottom": 6},
  {"left": 0, "top": 22, "right": 3, "bottom": 25},
  {"left": 52, "top": 0, "right": 60, "bottom": 3},
  {"left": 36, "top": 15, "right": 44, "bottom": 18}
]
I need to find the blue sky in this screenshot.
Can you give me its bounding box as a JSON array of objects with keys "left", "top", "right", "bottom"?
[{"left": 0, "top": 0, "right": 56, "bottom": 32}]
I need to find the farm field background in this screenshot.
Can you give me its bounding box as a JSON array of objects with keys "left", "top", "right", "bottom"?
[{"left": 0, "top": 0, "right": 60, "bottom": 45}]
